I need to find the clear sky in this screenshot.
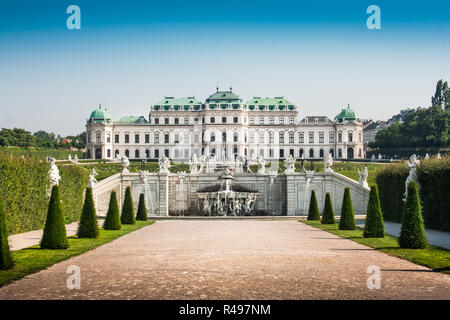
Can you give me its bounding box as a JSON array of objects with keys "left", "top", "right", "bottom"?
[{"left": 0, "top": 0, "right": 449, "bottom": 135}]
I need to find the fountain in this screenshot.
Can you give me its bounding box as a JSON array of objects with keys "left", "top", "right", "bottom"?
[
  {"left": 139, "top": 169, "right": 156, "bottom": 215},
  {"left": 197, "top": 167, "right": 258, "bottom": 216}
]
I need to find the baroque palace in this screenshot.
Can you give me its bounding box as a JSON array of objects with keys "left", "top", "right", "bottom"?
[{"left": 85, "top": 88, "right": 364, "bottom": 162}]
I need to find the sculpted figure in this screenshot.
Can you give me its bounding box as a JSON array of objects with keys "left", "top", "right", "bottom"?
[
  {"left": 436, "top": 153, "right": 442, "bottom": 160},
  {"left": 324, "top": 153, "right": 334, "bottom": 173},
  {"left": 257, "top": 156, "right": 266, "bottom": 175},
  {"left": 121, "top": 156, "right": 130, "bottom": 173},
  {"left": 202, "top": 198, "right": 211, "bottom": 216},
  {"left": 48, "top": 157, "right": 61, "bottom": 188},
  {"left": 358, "top": 166, "right": 369, "bottom": 188},
  {"left": 404, "top": 154, "right": 420, "bottom": 199},
  {"left": 284, "top": 155, "right": 296, "bottom": 174},
  {"left": 158, "top": 155, "right": 171, "bottom": 173},
  {"left": 88, "top": 168, "right": 98, "bottom": 188}
]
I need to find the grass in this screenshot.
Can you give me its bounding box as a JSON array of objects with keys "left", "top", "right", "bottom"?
[
  {"left": 300, "top": 220, "right": 450, "bottom": 275},
  {"left": 0, "top": 220, "right": 154, "bottom": 287}
]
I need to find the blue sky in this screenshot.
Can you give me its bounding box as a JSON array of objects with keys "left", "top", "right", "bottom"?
[{"left": 0, "top": 0, "right": 449, "bottom": 135}]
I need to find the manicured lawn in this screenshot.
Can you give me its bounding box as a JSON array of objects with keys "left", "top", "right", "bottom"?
[
  {"left": 0, "top": 220, "right": 154, "bottom": 287},
  {"left": 300, "top": 220, "right": 450, "bottom": 275}
]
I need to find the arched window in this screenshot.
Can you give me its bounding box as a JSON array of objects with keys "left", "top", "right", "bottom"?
[
  {"left": 125, "top": 149, "right": 129, "bottom": 157},
  {"left": 135, "top": 149, "right": 140, "bottom": 159},
  {"left": 309, "top": 149, "right": 314, "bottom": 158},
  {"left": 330, "top": 148, "right": 334, "bottom": 158},
  {"left": 222, "top": 117, "right": 227, "bottom": 124},
  {"left": 233, "top": 132, "right": 238, "bottom": 142},
  {"left": 211, "top": 148, "right": 216, "bottom": 156},
  {"left": 115, "top": 149, "right": 120, "bottom": 157},
  {"left": 145, "top": 149, "right": 150, "bottom": 158},
  {"left": 210, "top": 117, "right": 215, "bottom": 123},
  {"left": 299, "top": 148, "right": 304, "bottom": 158},
  {"left": 233, "top": 116, "right": 238, "bottom": 123},
  {"left": 222, "top": 132, "right": 227, "bottom": 143},
  {"left": 210, "top": 133, "right": 215, "bottom": 142},
  {"left": 319, "top": 149, "right": 324, "bottom": 158}
]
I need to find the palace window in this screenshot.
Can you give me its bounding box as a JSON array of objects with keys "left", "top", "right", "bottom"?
[
  {"left": 260, "top": 149, "right": 264, "bottom": 157},
  {"left": 194, "top": 133, "right": 199, "bottom": 143},
  {"left": 250, "top": 149, "right": 254, "bottom": 158},
  {"left": 210, "top": 133, "right": 215, "bottom": 142},
  {"left": 338, "top": 132, "right": 342, "bottom": 143},
  {"left": 145, "top": 134, "right": 150, "bottom": 143},
  {"left": 125, "top": 149, "right": 129, "bottom": 157},
  {"left": 145, "top": 149, "right": 150, "bottom": 158},
  {"left": 290, "top": 149, "right": 294, "bottom": 156},
  {"left": 249, "top": 133, "right": 255, "bottom": 144},
  {"left": 184, "top": 117, "right": 189, "bottom": 125},
  {"left": 279, "top": 117, "right": 284, "bottom": 125},
  {"left": 155, "top": 149, "right": 159, "bottom": 158},
  {"left": 280, "top": 149, "right": 285, "bottom": 158},
  {"left": 234, "top": 132, "right": 238, "bottom": 142},
  {"left": 279, "top": 132, "right": 285, "bottom": 144},
  {"left": 174, "top": 134, "right": 179, "bottom": 144},
  {"left": 125, "top": 134, "right": 130, "bottom": 144},
  {"left": 269, "top": 132, "right": 274, "bottom": 144},
  {"left": 164, "top": 118, "right": 169, "bottom": 125},
  {"left": 107, "top": 134, "right": 111, "bottom": 143},
  {"left": 222, "top": 117, "right": 227, "bottom": 124},
  {"left": 184, "top": 149, "right": 189, "bottom": 158},
  {"left": 269, "top": 149, "right": 274, "bottom": 158},
  {"left": 319, "top": 149, "right": 324, "bottom": 158},
  {"left": 135, "top": 134, "right": 139, "bottom": 144},
  {"left": 309, "top": 149, "right": 314, "bottom": 158},
  {"left": 135, "top": 149, "right": 140, "bottom": 158},
  {"left": 154, "top": 118, "right": 159, "bottom": 125},
  {"left": 309, "top": 133, "right": 314, "bottom": 143},
  {"left": 299, "top": 149, "right": 304, "bottom": 158},
  {"left": 107, "top": 149, "right": 111, "bottom": 158},
  {"left": 87, "top": 131, "right": 91, "bottom": 143},
  {"left": 259, "top": 132, "right": 265, "bottom": 144},
  {"left": 164, "top": 149, "right": 169, "bottom": 157},
  {"left": 259, "top": 117, "right": 264, "bottom": 125},
  {"left": 319, "top": 132, "right": 324, "bottom": 143},
  {"left": 289, "top": 116, "right": 294, "bottom": 124},
  {"left": 194, "top": 118, "right": 199, "bottom": 124},
  {"left": 329, "top": 133, "right": 335, "bottom": 143},
  {"left": 289, "top": 132, "right": 294, "bottom": 144},
  {"left": 348, "top": 132, "right": 353, "bottom": 142},
  {"left": 184, "top": 133, "right": 189, "bottom": 144},
  {"left": 164, "top": 134, "right": 169, "bottom": 144},
  {"left": 174, "top": 118, "right": 179, "bottom": 125},
  {"left": 269, "top": 116, "right": 274, "bottom": 124},
  {"left": 299, "top": 132, "right": 304, "bottom": 143},
  {"left": 233, "top": 116, "right": 238, "bottom": 123},
  {"left": 210, "top": 117, "right": 215, "bottom": 124},
  {"left": 250, "top": 117, "right": 254, "bottom": 125},
  {"left": 222, "top": 132, "right": 226, "bottom": 143},
  {"left": 96, "top": 131, "right": 101, "bottom": 143},
  {"left": 115, "top": 134, "right": 119, "bottom": 143},
  {"left": 174, "top": 149, "right": 179, "bottom": 158},
  {"left": 338, "top": 148, "right": 342, "bottom": 158},
  {"left": 358, "top": 132, "right": 362, "bottom": 142}
]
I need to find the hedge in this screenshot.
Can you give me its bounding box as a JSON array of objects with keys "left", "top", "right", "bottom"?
[
  {"left": 121, "top": 187, "right": 136, "bottom": 225},
  {"left": 307, "top": 190, "right": 320, "bottom": 221},
  {"left": 376, "top": 156, "right": 450, "bottom": 232},
  {"left": 40, "top": 185, "right": 69, "bottom": 249},
  {"left": 0, "top": 153, "right": 89, "bottom": 234},
  {"left": 321, "top": 193, "right": 335, "bottom": 224},
  {"left": 339, "top": 188, "right": 356, "bottom": 230},
  {"left": 0, "top": 195, "right": 13, "bottom": 269},
  {"left": 77, "top": 187, "right": 99, "bottom": 238},
  {"left": 363, "top": 185, "right": 385, "bottom": 238},
  {"left": 103, "top": 191, "right": 121, "bottom": 230},
  {"left": 136, "top": 193, "right": 148, "bottom": 221}
]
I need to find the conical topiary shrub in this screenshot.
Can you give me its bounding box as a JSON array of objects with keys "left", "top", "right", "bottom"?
[
  {"left": 0, "top": 195, "right": 13, "bottom": 270},
  {"left": 399, "top": 182, "right": 427, "bottom": 249},
  {"left": 339, "top": 188, "right": 356, "bottom": 230},
  {"left": 307, "top": 190, "right": 320, "bottom": 220},
  {"left": 121, "top": 186, "right": 135, "bottom": 225},
  {"left": 363, "top": 185, "right": 385, "bottom": 238},
  {"left": 136, "top": 193, "right": 148, "bottom": 221},
  {"left": 41, "top": 185, "right": 69, "bottom": 249},
  {"left": 103, "top": 191, "right": 121, "bottom": 230},
  {"left": 77, "top": 187, "right": 99, "bottom": 238},
  {"left": 321, "top": 193, "right": 335, "bottom": 224}
]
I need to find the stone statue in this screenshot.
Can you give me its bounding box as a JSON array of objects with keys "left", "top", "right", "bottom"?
[
  {"left": 358, "top": 166, "right": 369, "bottom": 188},
  {"left": 324, "top": 153, "right": 334, "bottom": 173},
  {"left": 371, "top": 154, "right": 376, "bottom": 161},
  {"left": 234, "top": 199, "right": 241, "bottom": 216},
  {"left": 424, "top": 153, "right": 430, "bottom": 160},
  {"left": 404, "top": 154, "right": 420, "bottom": 199},
  {"left": 202, "top": 198, "right": 211, "bottom": 216},
  {"left": 88, "top": 168, "right": 98, "bottom": 188},
  {"left": 73, "top": 154, "right": 79, "bottom": 163},
  {"left": 68, "top": 154, "right": 72, "bottom": 162},
  {"left": 158, "top": 155, "right": 171, "bottom": 173},
  {"left": 243, "top": 194, "right": 256, "bottom": 215},
  {"left": 378, "top": 154, "right": 382, "bottom": 160},
  {"left": 437, "top": 152, "right": 442, "bottom": 160},
  {"left": 257, "top": 156, "right": 266, "bottom": 175},
  {"left": 121, "top": 156, "right": 130, "bottom": 173},
  {"left": 284, "top": 155, "right": 296, "bottom": 174},
  {"left": 189, "top": 154, "right": 199, "bottom": 174},
  {"left": 48, "top": 157, "right": 61, "bottom": 189}
]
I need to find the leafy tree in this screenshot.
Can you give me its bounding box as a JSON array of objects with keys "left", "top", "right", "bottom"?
[
  {"left": 399, "top": 182, "right": 427, "bottom": 249},
  {"left": 103, "top": 191, "right": 121, "bottom": 230},
  {"left": 136, "top": 193, "right": 148, "bottom": 221},
  {"left": 0, "top": 195, "right": 13, "bottom": 270},
  {"left": 363, "top": 185, "right": 385, "bottom": 238},
  {"left": 121, "top": 187, "right": 135, "bottom": 224},
  {"left": 339, "top": 188, "right": 356, "bottom": 230},
  {"left": 77, "top": 187, "right": 99, "bottom": 238},
  {"left": 431, "top": 79, "right": 450, "bottom": 110},
  {"left": 321, "top": 193, "right": 335, "bottom": 224},
  {"left": 307, "top": 190, "right": 320, "bottom": 220},
  {"left": 40, "top": 185, "right": 69, "bottom": 249}
]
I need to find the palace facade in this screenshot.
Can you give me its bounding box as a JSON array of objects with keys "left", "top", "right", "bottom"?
[{"left": 85, "top": 88, "right": 364, "bottom": 162}]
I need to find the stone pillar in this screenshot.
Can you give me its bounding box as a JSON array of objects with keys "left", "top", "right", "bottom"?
[
  {"left": 158, "top": 173, "right": 169, "bottom": 216},
  {"left": 285, "top": 173, "right": 297, "bottom": 216}
]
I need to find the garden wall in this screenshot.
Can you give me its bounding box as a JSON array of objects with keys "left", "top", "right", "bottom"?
[
  {"left": 0, "top": 153, "right": 89, "bottom": 234},
  {"left": 376, "top": 157, "right": 450, "bottom": 232}
]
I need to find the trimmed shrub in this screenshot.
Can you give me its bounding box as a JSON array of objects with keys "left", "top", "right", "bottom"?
[
  {"left": 136, "top": 193, "right": 148, "bottom": 221},
  {"left": 363, "top": 185, "right": 385, "bottom": 238},
  {"left": 40, "top": 185, "right": 69, "bottom": 249},
  {"left": 339, "top": 188, "right": 356, "bottom": 230},
  {"left": 321, "top": 193, "right": 335, "bottom": 224},
  {"left": 307, "top": 190, "right": 320, "bottom": 220},
  {"left": 0, "top": 195, "right": 13, "bottom": 270},
  {"left": 399, "top": 182, "right": 427, "bottom": 249},
  {"left": 0, "top": 153, "right": 89, "bottom": 235},
  {"left": 103, "top": 191, "right": 121, "bottom": 230},
  {"left": 121, "top": 186, "right": 135, "bottom": 225},
  {"left": 77, "top": 187, "right": 99, "bottom": 238}
]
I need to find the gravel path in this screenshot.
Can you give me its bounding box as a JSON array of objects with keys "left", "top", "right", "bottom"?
[{"left": 0, "top": 220, "right": 449, "bottom": 300}]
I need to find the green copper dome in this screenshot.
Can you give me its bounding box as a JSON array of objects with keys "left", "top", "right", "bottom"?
[
  {"left": 88, "top": 106, "right": 113, "bottom": 123},
  {"left": 334, "top": 106, "right": 359, "bottom": 123}
]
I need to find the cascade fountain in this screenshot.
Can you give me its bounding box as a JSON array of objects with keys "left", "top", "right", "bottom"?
[
  {"left": 139, "top": 169, "right": 156, "bottom": 215},
  {"left": 197, "top": 167, "right": 258, "bottom": 216},
  {"left": 303, "top": 169, "right": 315, "bottom": 215}
]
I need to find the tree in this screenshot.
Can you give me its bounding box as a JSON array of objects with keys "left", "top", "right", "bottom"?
[
  {"left": 40, "top": 185, "right": 69, "bottom": 249},
  {"left": 321, "top": 193, "right": 335, "bottom": 224},
  {"left": 363, "top": 185, "right": 385, "bottom": 238},
  {"left": 136, "top": 193, "right": 148, "bottom": 221},
  {"left": 77, "top": 187, "right": 99, "bottom": 238},
  {"left": 307, "top": 190, "right": 320, "bottom": 220},
  {"left": 103, "top": 191, "right": 121, "bottom": 230},
  {"left": 431, "top": 79, "right": 450, "bottom": 110},
  {"left": 0, "top": 195, "right": 13, "bottom": 270},
  {"left": 121, "top": 187, "right": 135, "bottom": 224},
  {"left": 399, "top": 182, "right": 427, "bottom": 249},
  {"left": 339, "top": 188, "right": 356, "bottom": 230}
]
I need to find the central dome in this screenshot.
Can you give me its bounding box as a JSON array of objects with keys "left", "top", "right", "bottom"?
[
  {"left": 88, "top": 107, "right": 113, "bottom": 123},
  {"left": 334, "top": 106, "right": 358, "bottom": 123}
]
